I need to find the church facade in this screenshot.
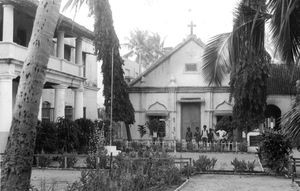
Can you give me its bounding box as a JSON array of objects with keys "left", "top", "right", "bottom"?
[{"left": 128, "top": 34, "right": 297, "bottom": 141}]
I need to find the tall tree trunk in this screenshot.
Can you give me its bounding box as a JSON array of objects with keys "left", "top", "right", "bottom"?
[
  {"left": 1, "top": 0, "right": 61, "bottom": 190},
  {"left": 125, "top": 123, "right": 132, "bottom": 141}
]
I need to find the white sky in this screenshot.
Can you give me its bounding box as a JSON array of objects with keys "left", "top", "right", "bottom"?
[{"left": 61, "top": 0, "right": 240, "bottom": 47}]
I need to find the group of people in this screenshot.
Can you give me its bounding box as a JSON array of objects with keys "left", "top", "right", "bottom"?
[{"left": 185, "top": 125, "right": 226, "bottom": 147}]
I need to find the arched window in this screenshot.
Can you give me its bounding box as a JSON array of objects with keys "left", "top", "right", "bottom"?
[{"left": 265, "top": 104, "right": 281, "bottom": 130}]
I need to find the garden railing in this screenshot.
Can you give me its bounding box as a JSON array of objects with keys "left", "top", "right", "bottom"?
[
  {"left": 290, "top": 156, "right": 300, "bottom": 183},
  {"left": 124, "top": 140, "right": 247, "bottom": 152}
]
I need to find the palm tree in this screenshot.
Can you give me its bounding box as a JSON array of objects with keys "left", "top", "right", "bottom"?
[
  {"left": 1, "top": 0, "right": 61, "bottom": 190},
  {"left": 124, "top": 29, "right": 165, "bottom": 68},
  {"left": 202, "top": 0, "right": 300, "bottom": 141}
]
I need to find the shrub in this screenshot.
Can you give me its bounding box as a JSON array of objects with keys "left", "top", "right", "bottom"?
[
  {"left": 231, "top": 158, "right": 247, "bottom": 172},
  {"left": 114, "top": 140, "right": 125, "bottom": 151},
  {"left": 247, "top": 160, "right": 256, "bottom": 172},
  {"left": 75, "top": 118, "right": 96, "bottom": 154},
  {"left": 69, "top": 152, "right": 183, "bottom": 190},
  {"left": 193, "top": 155, "right": 217, "bottom": 172},
  {"left": 56, "top": 117, "right": 81, "bottom": 153},
  {"left": 86, "top": 155, "right": 97, "bottom": 169},
  {"left": 37, "top": 155, "right": 51, "bottom": 168},
  {"left": 258, "top": 132, "right": 292, "bottom": 174},
  {"left": 231, "top": 158, "right": 256, "bottom": 172},
  {"left": 35, "top": 121, "right": 57, "bottom": 153},
  {"left": 237, "top": 142, "right": 248, "bottom": 152},
  {"left": 180, "top": 165, "right": 195, "bottom": 177}
]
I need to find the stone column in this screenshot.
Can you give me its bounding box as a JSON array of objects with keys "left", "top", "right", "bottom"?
[
  {"left": 56, "top": 31, "right": 64, "bottom": 59},
  {"left": 38, "top": 98, "right": 42, "bottom": 120},
  {"left": 0, "top": 75, "right": 14, "bottom": 153},
  {"left": 75, "top": 37, "right": 82, "bottom": 65},
  {"left": 74, "top": 85, "right": 84, "bottom": 119},
  {"left": 208, "top": 92, "right": 214, "bottom": 129},
  {"left": 70, "top": 47, "right": 76, "bottom": 63},
  {"left": 2, "top": 4, "right": 14, "bottom": 42},
  {"left": 75, "top": 37, "right": 83, "bottom": 77},
  {"left": 53, "top": 84, "right": 68, "bottom": 120}
]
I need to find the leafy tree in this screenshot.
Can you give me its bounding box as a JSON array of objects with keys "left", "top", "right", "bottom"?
[
  {"left": 202, "top": 0, "right": 300, "bottom": 140},
  {"left": 124, "top": 29, "right": 165, "bottom": 68},
  {"left": 92, "top": 0, "right": 135, "bottom": 141},
  {"left": 1, "top": 0, "right": 61, "bottom": 190},
  {"left": 64, "top": 0, "right": 136, "bottom": 141}
]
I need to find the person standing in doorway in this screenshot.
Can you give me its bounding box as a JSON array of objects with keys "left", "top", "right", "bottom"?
[
  {"left": 202, "top": 125, "right": 209, "bottom": 148},
  {"left": 185, "top": 127, "right": 193, "bottom": 143},
  {"left": 194, "top": 126, "right": 201, "bottom": 148}
]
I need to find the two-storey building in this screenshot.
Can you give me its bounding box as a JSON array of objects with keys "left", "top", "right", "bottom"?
[{"left": 0, "top": 0, "right": 99, "bottom": 152}]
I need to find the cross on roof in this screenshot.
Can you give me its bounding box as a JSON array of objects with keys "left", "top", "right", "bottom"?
[{"left": 188, "top": 21, "right": 196, "bottom": 35}]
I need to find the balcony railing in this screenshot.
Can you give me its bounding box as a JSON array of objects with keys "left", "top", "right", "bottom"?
[{"left": 0, "top": 41, "right": 82, "bottom": 77}]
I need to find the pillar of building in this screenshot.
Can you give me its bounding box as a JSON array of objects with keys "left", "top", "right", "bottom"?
[
  {"left": 0, "top": 75, "right": 14, "bottom": 153},
  {"left": 75, "top": 37, "right": 83, "bottom": 65},
  {"left": 75, "top": 37, "right": 83, "bottom": 77},
  {"left": 56, "top": 31, "right": 65, "bottom": 59},
  {"left": 208, "top": 92, "right": 214, "bottom": 129},
  {"left": 70, "top": 47, "right": 76, "bottom": 63},
  {"left": 53, "top": 84, "right": 68, "bottom": 120},
  {"left": 38, "top": 98, "right": 42, "bottom": 121},
  {"left": 74, "top": 85, "right": 84, "bottom": 119},
  {"left": 2, "top": 4, "right": 14, "bottom": 42}
]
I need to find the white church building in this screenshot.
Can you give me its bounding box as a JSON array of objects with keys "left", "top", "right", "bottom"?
[
  {"left": 128, "top": 33, "right": 298, "bottom": 141},
  {"left": 0, "top": 1, "right": 99, "bottom": 152}
]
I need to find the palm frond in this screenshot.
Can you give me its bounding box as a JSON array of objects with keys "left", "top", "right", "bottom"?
[
  {"left": 269, "top": 0, "right": 300, "bottom": 65},
  {"left": 62, "top": 0, "right": 87, "bottom": 12},
  {"left": 202, "top": 33, "right": 232, "bottom": 86},
  {"left": 281, "top": 103, "right": 300, "bottom": 141},
  {"left": 231, "top": 2, "right": 268, "bottom": 63},
  {"left": 202, "top": 1, "right": 270, "bottom": 87}
]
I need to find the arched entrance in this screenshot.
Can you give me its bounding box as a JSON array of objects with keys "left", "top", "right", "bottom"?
[{"left": 265, "top": 104, "right": 281, "bottom": 130}]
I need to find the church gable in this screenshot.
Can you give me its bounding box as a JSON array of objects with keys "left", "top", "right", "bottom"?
[{"left": 130, "top": 36, "right": 210, "bottom": 88}]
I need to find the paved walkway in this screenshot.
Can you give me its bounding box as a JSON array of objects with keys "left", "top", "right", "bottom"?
[
  {"left": 180, "top": 174, "right": 299, "bottom": 191},
  {"left": 31, "top": 169, "right": 81, "bottom": 190},
  {"left": 170, "top": 152, "right": 263, "bottom": 171}
]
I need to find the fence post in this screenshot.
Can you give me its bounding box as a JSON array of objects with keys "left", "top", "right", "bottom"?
[
  {"left": 36, "top": 155, "right": 39, "bottom": 168},
  {"left": 64, "top": 156, "right": 67, "bottom": 168},
  {"left": 188, "top": 158, "right": 192, "bottom": 179},
  {"left": 174, "top": 140, "right": 176, "bottom": 153},
  {"left": 109, "top": 152, "right": 113, "bottom": 177},
  {"left": 293, "top": 157, "right": 296, "bottom": 182}
]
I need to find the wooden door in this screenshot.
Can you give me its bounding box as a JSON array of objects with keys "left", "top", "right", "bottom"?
[{"left": 181, "top": 102, "right": 201, "bottom": 140}]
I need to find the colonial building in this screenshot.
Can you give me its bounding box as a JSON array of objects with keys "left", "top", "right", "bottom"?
[
  {"left": 128, "top": 33, "right": 298, "bottom": 141},
  {"left": 0, "top": 1, "right": 99, "bottom": 152}
]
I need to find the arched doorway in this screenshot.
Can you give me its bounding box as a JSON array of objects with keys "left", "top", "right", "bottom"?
[{"left": 265, "top": 104, "right": 281, "bottom": 130}]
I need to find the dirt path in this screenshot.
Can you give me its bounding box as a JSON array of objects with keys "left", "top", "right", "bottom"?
[
  {"left": 180, "top": 174, "right": 299, "bottom": 191},
  {"left": 30, "top": 169, "right": 81, "bottom": 190}
]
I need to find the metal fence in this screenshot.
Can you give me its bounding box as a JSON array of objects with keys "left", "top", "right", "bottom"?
[{"left": 123, "top": 140, "right": 247, "bottom": 152}]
